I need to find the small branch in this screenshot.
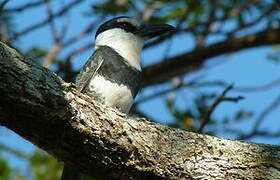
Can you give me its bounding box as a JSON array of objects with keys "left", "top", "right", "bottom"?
[
  {"left": 135, "top": 80, "right": 187, "bottom": 104},
  {"left": 43, "top": 43, "right": 61, "bottom": 68},
  {"left": 4, "top": 0, "right": 45, "bottom": 12},
  {"left": 64, "top": 42, "right": 93, "bottom": 59},
  {"left": 137, "top": 77, "right": 280, "bottom": 105},
  {"left": 0, "top": 144, "right": 28, "bottom": 159},
  {"left": 252, "top": 93, "right": 280, "bottom": 133},
  {"left": 59, "top": 15, "right": 70, "bottom": 41},
  {"left": 198, "top": 85, "right": 244, "bottom": 133},
  {"left": 59, "top": 0, "right": 71, "bottom": 41},
  {"left": 142, "top": 27, "right": 280, "bottom": 87},
  {"left": 235, "top": 78, "right": 280, "bottom": 92},
  {"left": 0, "top": 0, "right": 9, "bottom": 11},
  {"left": 61, "top": 14, "right": 106, "bottom": 50},
  {"left": 44, "top": 0, "right": 60, "bottom": 43},
  {"left": 62, "top": 19, "right": 102, "bottom": 47},
  {"left": 42, "top": 0, "right": 62, "bottom": 68},
  {"left": 12, "top": 0, "right": 82, "bottom": 40},
  {"left": 227, "top": 5, "right": 276, "bottom": 37}
]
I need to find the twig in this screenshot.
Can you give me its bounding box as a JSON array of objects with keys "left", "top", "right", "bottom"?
[
  {"left": 198, "top": 85, "right": 244, "bottom": 133},
  {"left": 0, "top": 143, "right": 28, "bottom": 159},
  {"left": 12, "top": 0, "right": 82, "bottom": 40},
  {"left": 135, "top": 80, "right": 186, "bottom": 104},
  {"left": 62, "top": 17, "right": 104, "bottom": 47},
  {"left": 227, "top": 5, "right": 276, "bottom": 37},
  {"left": 252, "top": 93, "right": 280, "bottom": 132},
  {"left": 161, "top": 36, "right": 173, "bottom": 61},
  {"left": 195, "top": 0, "right": 217, "bottom": 49},
  {"left": 137, "top": 77, "right": 280, "bottom": 105},
  {"left": 44, "top": 0, "right": 60, "bottom": 43},
  {"left": 65, "top": 42, "right": 93, "bottom": 59},
  {"left": 4, "top": 0, "right": 45, "bottom": 12},
  {"left": 59, "top": 0, "right": 70, "bottom": 41},
  {"left": 235, "top": 78, "right": 280, "bottom": 92},
  {"left": 0, "top": 0, "right": 9, "bottom": 12},
  {"left": 42, "top": 0, "right": 62, "bottom": 68}
]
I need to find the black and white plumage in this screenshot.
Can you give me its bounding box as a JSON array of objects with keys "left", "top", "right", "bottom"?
[
  {"left": 75, "top": 16, "right": 174, "bottom": 113},
  {"left": 61, "top": 16, "right": 174, "bottom": 180},
  {"left": 75, "top": 46, "right": 141, "bottom": 113}
]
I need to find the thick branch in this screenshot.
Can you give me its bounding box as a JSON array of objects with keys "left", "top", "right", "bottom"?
[
  {"left": 142, "top": 28, "right": 280, "bottom": 86},
  {"left": 0, "top": 41, "right": 280, "bottom": 180}
]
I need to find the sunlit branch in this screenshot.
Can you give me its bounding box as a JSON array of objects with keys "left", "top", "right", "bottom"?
[{"left": 43, "top": 43, "right": 61, "bottom": 68}]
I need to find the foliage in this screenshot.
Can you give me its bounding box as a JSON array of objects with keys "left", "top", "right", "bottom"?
[{"left": 0, "top": 143, "right": 63, "bottom": 180}]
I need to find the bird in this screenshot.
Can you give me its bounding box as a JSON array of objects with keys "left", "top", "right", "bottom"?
[{"left": 61, "top": 16, "right": 174, "bottom": 180}]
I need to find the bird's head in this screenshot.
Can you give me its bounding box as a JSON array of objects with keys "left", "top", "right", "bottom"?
[{"left": 95, "top": 16, "right": 175, "bottom": 70}]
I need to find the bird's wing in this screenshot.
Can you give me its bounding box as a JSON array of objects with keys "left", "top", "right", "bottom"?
[{"left": 75, "top": 49, "right": 104, "bottom": 93}]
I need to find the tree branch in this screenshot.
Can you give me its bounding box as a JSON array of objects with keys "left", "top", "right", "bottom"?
[
  {"left": 142, "top": 27, "right": 280, "bottom": 87},
  {"left": 1, "top": 41, "right": 280, "bottom": 179},
  {"left": 198, "top": 85, "right": 244, "bottom": 133}
]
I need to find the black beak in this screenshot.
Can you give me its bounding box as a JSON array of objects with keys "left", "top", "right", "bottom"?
[{"left": 135, "top": 23, "right": 175, "bottom": 39}]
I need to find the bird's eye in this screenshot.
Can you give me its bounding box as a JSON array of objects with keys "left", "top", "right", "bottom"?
[
  {"left": 121, "top": 22, "right": 130, "bottom": 27},
  {"left": 119, "top": 22, "right": 137, "bottom": 32}
]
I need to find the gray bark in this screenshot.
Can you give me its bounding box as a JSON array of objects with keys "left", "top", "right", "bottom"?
[{"left": 0, "top": 41, "right": 280, "bottom": 180}]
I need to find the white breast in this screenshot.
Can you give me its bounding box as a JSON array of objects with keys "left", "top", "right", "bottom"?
[{"left": 89, "top": 75, "right": 133, "bottom": 113}]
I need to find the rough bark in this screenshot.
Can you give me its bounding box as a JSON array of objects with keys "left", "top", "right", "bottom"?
[
  {"left": 0, "top": 41, "right": 280, "bottom": 180},
  {"left": 142, "top": 28, "right": 280, "bottom": 86}
]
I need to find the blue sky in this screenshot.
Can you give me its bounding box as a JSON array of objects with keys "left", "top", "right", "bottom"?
[{"left": 1, "top": 0, "right": 280, "bottom": 174}]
